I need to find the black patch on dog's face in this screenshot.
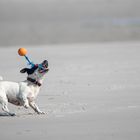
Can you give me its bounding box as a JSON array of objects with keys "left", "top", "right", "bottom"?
[{"left": 27, "top": 65, "right": 38, "bottom": 74}]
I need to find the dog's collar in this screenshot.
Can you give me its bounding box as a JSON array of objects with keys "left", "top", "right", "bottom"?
[{"left": 27, "top": 77, "right": 42, "bottom": 87}]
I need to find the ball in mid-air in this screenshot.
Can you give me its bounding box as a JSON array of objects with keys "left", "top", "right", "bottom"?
[{"left": 18, "top": 48, "right": 27, "bottom": 56}]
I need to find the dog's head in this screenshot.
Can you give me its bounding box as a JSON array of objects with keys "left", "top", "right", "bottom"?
[{"left": 20, "top": 60, "right": 49, "bottom": 79}]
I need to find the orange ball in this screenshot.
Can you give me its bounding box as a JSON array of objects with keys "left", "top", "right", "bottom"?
[{"left": 18, "top": 48, "right": 27, "bottom": 56}]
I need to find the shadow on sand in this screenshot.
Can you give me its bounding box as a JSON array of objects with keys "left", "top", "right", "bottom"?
[
  {"left": 0, "top": 113, "right": 10, "bottom": 117},
  {"left": 0, "top": 112, "right": 16, "bottom": 117}
]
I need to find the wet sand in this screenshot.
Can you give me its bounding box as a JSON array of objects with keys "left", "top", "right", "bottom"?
[{"left": 0, "top": 42, "right": 140, "bottom": 140}]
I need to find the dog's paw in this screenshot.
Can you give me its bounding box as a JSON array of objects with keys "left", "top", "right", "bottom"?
[
  {"left": 9, "top": 113, "right": 16, "bottom": 116},
  {"left": 24, "top": 104, "right": 30, "bottom": 109}
]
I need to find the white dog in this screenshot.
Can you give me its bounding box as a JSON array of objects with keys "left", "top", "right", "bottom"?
[{"left": 0, "top": 60, "right": 49, "bottom": 116}]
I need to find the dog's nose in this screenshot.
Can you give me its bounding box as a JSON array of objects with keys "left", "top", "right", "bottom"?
[{"left": 42, "top": 60, "right": 48, "bottom": 67}]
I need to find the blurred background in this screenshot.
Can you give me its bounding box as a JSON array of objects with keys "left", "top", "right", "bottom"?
[{"left": 0, "top": 0, "right": 139, "bottom": 46}]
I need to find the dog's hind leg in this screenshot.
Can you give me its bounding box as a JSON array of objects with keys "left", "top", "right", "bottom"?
[
  {"left": 2, "top": 103, "right": 15, "bottom": 116},
  {"left": 1, "top": 99, "right": 15, "bottom": 116}
]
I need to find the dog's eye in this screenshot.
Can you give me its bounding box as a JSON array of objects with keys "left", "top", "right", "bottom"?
[{"left": 38, "top": 68, "right": 44, "bottom": 73}]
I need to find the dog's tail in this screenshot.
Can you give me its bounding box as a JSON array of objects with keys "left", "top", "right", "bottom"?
[{"left": 0, "top": 76, "right": 3, "bottom": 81}]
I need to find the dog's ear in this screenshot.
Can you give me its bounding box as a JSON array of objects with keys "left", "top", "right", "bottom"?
[
  {"left": 20, "top": 66, "right": 38, "bottom": 74},
  {"left": 20, "top": 68, "right": 28, "bottom": 73}
]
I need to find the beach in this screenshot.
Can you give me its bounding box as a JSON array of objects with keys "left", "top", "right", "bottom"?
[
  {"left": 0, "top": 0, "right": 140, "bottom": 139},
  {"left": 0, "top": 42, "right": 140, "bottom": 139}
]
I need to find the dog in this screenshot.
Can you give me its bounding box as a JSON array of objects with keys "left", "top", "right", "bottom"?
[{"left": 0, "top": 60, "right": 49, "bottom": 116}]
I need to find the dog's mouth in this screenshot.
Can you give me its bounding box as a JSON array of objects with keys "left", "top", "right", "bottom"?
[
  {"left": 38, "top": 60, "right": 49, "bottom": 74},
  {"left": 38, "top": 65, "right": 49, "bottom": 73}
]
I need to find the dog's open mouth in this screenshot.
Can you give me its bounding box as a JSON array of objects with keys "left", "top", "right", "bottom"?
[
  {"left": 38, "top": 60, "right": 49, "bottom": 73},
  {"left": 38, "top": 65, "right": 49, "bottom": 73}
]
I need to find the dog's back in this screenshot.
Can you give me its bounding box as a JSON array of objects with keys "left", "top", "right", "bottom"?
[{"left": 0, "top": 81, "right": 19, "bottom": 95}]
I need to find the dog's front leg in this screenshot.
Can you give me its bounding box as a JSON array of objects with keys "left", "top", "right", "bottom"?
[
  {"left": 19, "top": 83, "right": 30, "bottom": 109},
  {"left": 18, "top": 94, "right": 29, "bottom": 109},
  {"left": 29, "top": 101, "right": 45, "bottom": 114},
  {"left": 23, "top": 99, "right": 30, "bottom": 109}
]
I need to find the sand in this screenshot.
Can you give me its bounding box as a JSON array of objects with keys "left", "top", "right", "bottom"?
[{"left": 0, "top": 42, "right": 140, "bottom": 139}]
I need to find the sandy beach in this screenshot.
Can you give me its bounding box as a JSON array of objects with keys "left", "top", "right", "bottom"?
[
  {"left": 0, "top": 42, "right": 140, "bottom": 139},
  {"left": 0, "top": 0, "right": 140, "bottom": 139}
]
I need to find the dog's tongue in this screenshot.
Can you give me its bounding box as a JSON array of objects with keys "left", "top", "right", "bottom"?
[{"left": 39, "top": 67, "right": 49, "bottom": 73}]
